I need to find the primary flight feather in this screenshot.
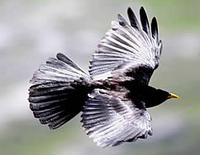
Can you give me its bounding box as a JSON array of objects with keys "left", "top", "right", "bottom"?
[{"left": 28, "top": 6, "right": 179, "bottom": 147}]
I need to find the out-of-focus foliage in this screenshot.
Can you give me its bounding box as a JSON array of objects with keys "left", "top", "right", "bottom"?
[{"left": 0, "top": 0, "right": 200, "bottom": 155}]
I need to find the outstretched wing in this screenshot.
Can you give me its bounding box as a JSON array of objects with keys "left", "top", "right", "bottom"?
[
  {"left": 89, "top": 7, "right": 162, "bottom": 83},
  {"left": 81, "top": 89, "right": 152, "bottom": 147}
]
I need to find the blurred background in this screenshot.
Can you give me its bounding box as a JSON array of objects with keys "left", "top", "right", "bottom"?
[{"left": 0, "top": 0, "right": 200, "bottom": 155}]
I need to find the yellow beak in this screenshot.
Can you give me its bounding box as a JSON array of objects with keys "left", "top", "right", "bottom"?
[{"left": 168, "top": 93, "right": 180, "bottom": 99}]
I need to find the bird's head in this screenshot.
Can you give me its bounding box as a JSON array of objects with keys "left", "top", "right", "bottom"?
[
  {"left": 156, "top": 89, "right": 180, "bottom": 104},
  {"left": 145, "top": 88, "right": 180, "bottom": 108}
]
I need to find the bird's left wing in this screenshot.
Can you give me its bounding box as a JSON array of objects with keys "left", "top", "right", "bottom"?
[
  {"left": 81, "top": 89, "right": 152, "bottom": 147},
  {"left": 89, "top": 7, "right": 162, "bottom": 83}
]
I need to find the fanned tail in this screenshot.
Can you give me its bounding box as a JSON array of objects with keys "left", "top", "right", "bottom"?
[{"left": 29, "top": 53, "right": 90, "bottom": 129}]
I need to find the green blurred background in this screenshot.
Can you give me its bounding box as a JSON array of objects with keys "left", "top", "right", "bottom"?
[{"left": 0, "top": 0, "right": 200, "bottom": 155}]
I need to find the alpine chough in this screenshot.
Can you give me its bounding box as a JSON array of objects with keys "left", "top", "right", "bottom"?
[{"left": 28, "top": 6, "right": 180, "bottom": 147}]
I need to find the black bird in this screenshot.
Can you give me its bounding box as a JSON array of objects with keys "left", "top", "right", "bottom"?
[{"left": 28, "top": 6, "right": 179, "bottom": 147}]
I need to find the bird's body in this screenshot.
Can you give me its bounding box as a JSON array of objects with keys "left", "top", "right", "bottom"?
[{"left": 28, "top": 6, "right": 179, "bottom": 147}]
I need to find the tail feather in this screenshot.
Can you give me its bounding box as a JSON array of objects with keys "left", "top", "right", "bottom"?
[
  {"left": 31, "top": 53, "right": 87, "bottom": 84},
  {"left": 29, "top": 82, "right": 72, "bottom": 97},
  {"left": 57, "top": 53, "right": 85, "bottom": 72},
  {"left": 29, "top": 53, "right": 90, "bottom": 129}
]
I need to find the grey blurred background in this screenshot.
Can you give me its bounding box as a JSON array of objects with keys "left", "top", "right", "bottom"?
[{"left": 0, "top": 0, "right": 200, "bottom": 155}]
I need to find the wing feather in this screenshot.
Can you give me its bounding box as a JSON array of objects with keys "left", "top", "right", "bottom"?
[
  {"left": 89, "top": 7, "right": 162, "bottom": 81},
  {"left": 151, "top": 17, "right": 158, "bottom": 42},
  {"left": 81, "top": 89, "right": 152, "bottom": 147},
  {"left": 127, "top": 7, "right": 140, "bottom": 29},
  {"left": 140, "top": 7, "right": 150, "bottom": 35}
]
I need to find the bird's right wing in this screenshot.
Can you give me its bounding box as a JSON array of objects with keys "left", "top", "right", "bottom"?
[
  {"left": 81, "top": 89, "right": 152, "bottom": 147},
  {"left": 89, "top": 7, "right": 162, "bottom": 83}
]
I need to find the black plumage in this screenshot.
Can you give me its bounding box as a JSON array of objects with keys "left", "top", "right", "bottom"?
[
  {"left": 28, "top": 6, "right": 179, "bottom": 147},
  {"left": 127, "top": 7, "right": 140, "bottom": 29},
  {"left": 140, "top": 7, "right": 150, "bottom": 35},
  {"left": 151, "top": 17, "right": 159, "bottom": 41}
]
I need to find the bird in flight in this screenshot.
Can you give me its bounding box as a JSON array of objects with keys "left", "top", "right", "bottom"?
[{"left": 29, "top": 6, "right": 179, "bottom": 147}]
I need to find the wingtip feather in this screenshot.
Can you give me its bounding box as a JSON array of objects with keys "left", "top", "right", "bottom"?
[
  {"left": 127, "top": 7, "right": 139, "bottom": 29},
  {"left": 151, "top": 17, "right": 158, "bottom": 41},
  {"left": 139, "top": 6, "right": 150, "bottom": 34}
]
